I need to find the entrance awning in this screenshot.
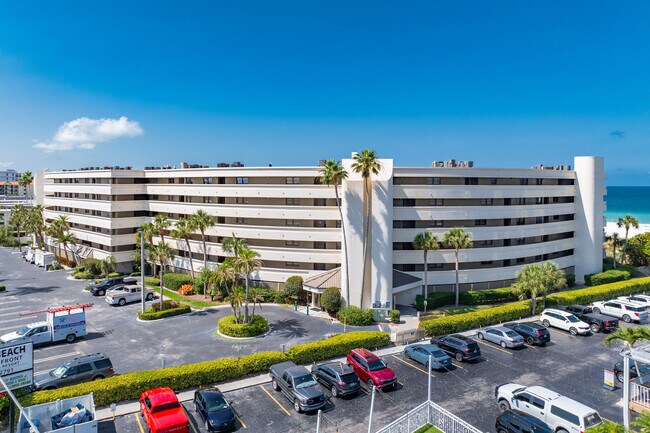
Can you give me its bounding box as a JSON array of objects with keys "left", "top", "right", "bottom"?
[
  {"left": 629, "top": 345, "right": 650, "bottom": 364},
  {"left": 392, "top": 269, "right": 422, "bottom": 294},
  {"left": 304, "top": 267, "right": 341, "bottom": 294}
]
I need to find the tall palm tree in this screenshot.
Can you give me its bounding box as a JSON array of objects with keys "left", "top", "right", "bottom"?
[
  {"left": 605, "top": 327, "right": 650, "bottom": 376},
  {"left": 442, "top": 227, "right": 473, "bottom": 306},
  {"left": 58, "top": 230, "right": 78, "bottom": 267},
  {"left": 153, "top": 241, "right": 175, "bottom": 309},
  {"left": 140, "top": 222, "right": 155, "bottom": 243},
  {"left": 8, "top": 204, "right": 28, "bottom": 251},
  {"left": 250, "top": 287, "right": 264, "bottom": 320},
  {"left": 19, "top": 171, "right": 33, "bottom": 199},
  {"left": 617, "top": 215, "right": 640, "bottom": 265},
  {"left": 608, "top": 232, "right": 620, "bottom": 268},
  {"left": 539, "top": 261, "right": 567, "bottom": 308},
  {"left": 152, "top": 214, "right": 171, "bottom": 243},
  {"left": 412, "top": 231, "right": 439, "bottom": 298},
  {"left": 320, "top": 159, "right": 351, "bottom": 305},
  {"left": 351, "top": 149, "right": 381, "bottom": 308},
  {"left": 513, "top": 264, "right": 546, "bottom": 314},
  {"left": 222, "top": 232, "right": 247, "bottom": 258},
  {"left": 171, "top": 217, "right": 197, "bottom": 278},
  {"left": 190, "top": 210, "right": 215, "bottom": 293},
  {"left": 26, "top": 205, "right": 45, "bottom": 248},
  {"left": 99, "top": 256, "right": 117, "bottom": 277},
  {"left": 226, "top": 287, "right": 246, "bottom": 323},
  {"left": 233, "top": 247, "right": 262, "bottom": 323}
]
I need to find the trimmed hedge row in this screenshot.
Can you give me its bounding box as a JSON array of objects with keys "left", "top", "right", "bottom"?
[
  {"left": 20, "top": 331, "right": 389, "bottom": 408},
  {"left": 218, "top": 315, "right": 269, "bottom": 337},
  {"left": 585, "top": 269, "right": 630, "bottom": 286},
  {"left": 337, "top": 306, "right": 374, "bottom": 326},
  {"left": 415, "top": 288, "right": 519, "bottom": 310},
  {"left": 546, "top": 277, "right": 650, "bottom": 306},
  {"left": 162, "top": 272, "right": 194, "bottom": 291},
  {"left": 138, "top": 305, "right": 191, "bottom": 320}
]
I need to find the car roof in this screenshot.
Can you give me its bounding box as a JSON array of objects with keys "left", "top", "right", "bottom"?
[
  {"left": 62, "top": 353, "right": 108, "bottom": 367},
  {"left": 352, "top": 348, "right": 379, "bottom": 360},
  {"left": 198, "top": 388, "right": 224, "bottom": 398},
  {"left": 144, "top": 387, "right": 179, "bottom": 406},
  {"left": 486, "top": 326, "right": 512, "bottom": 332},
  {"left": 411, "top": 343, "right": 443, "bottom": 352},
  {"left": 324, "top": 363, "right": 355, "bottom": 375},
  {"left": 509, "top": 321, "right": 545, "bottom": 329},
  {"left": 605, "top": 299, "right": 641, "bottom": 307},
  {"left": 524, "top": 386, "right": 562, "bottom": 400},
  {"left": 552, "top": 396, "right": 599, "bottom": 416},
  {"left": 449, "top": 334, "right": 476, "bottom": 343},
  {"left": 543, "top": 309, "right": 571, "bottom": 316}
]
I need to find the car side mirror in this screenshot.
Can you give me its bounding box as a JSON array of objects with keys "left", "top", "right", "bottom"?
[{"left": 229, "top": 400, "right": 234, "bottom": 405}]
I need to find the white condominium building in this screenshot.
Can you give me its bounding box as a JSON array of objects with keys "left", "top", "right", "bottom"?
[{"left": 36, "top": 155, "right": 605, "bottom": 309}]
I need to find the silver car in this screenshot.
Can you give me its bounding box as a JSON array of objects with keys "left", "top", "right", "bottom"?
[
  {"left": 105, "top": 284, "right": 154, "bottom": 306},
  {"left": 477, "top": 326, "right": 525, "bottom": 349}
]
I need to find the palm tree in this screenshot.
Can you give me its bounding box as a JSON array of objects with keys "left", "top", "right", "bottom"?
[
  {"left": 222, "top": 232, "right": 247, "bottom": 258},
  {"left": 320, "top": 159, "right": 350, "bottom": 305},
  {"left": 8, "top": 204, "right": 28, "bottom": 251},
  {"left": 250, "top": 287, "right": 264, "bottom": 319},
  {"left": 513, "top": 264, "right": 545, "bottom": 314},
  {"left": 140, "top": 222, "right": 155, "bottom": 243},
  {"left": 194, "top": 266, "right": 214, "bottom": 298},
  {"left": 233, "top": 247, "right": 262, "bottom": 323},
  {"left": 605, "top": 327, "right": 650, "bottom": 376},
  {"left": 26, "top": 205, "right": 45, "bottom": 248},
  {"left": 99, "top": 256, "right": 117, "bottom": 277},
  {"left": 171, "top": 217, "right": 197, "bottom": 278},
  {"left": 211, "top": 259, "right": 237, "bottom": 298},
  {"left": 617, "top": 215, "right": 640, "bottom": 264},
  {"left": 152, "top": 214, "right": 171, "bottom": 243},
  {"left": 539, "top": 261, "right": 567, "bottom": 308},
  {"left": 632, "top": 413, "right": 650, "bottom": 433},
  {"left": 152, "top": 241, "right": 175, "bottom": 309},
  {"left": 190, "top": 210, "right": 215, "bottom": 295},
  {"left": 351, "top": 149, "right": 381, "bottom": 308},
  {"left": 58, "top": 230, "right": 78, "bottom": 267},
  {"left": 608, "top": 232, "right": 620, "bottom": 268},
  {"left": 442, "top": 228, "right": 473, "bottom": 306},
  {"left": 19, "top": 171, "right": 33, "bottom": 199},
  {"left": 226, "top": 287, "right": 246, "bottom": 323},
  {"left": 412, "top": 231, "right": 439, "bottom": 298}
]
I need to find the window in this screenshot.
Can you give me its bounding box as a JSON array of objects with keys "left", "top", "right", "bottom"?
[
  {"left": 235, "top": 218, "right": 246, "bottom": 224},
  {"left": 475, "top": 219, "right": 487, "bottom": 226},
  {"left": 286, "top": 198, "right": 300, "bottom": 205},
  {"left": 515, "top": 198, "right": 525, "bottom": 205},
  {"left": 550, "top": 406, "right": 580, "bottom": 426},
  {"left": 286, "top": 177, "right": 300, "bottom": 184},
  {"left": 430, "top": 220, "right": 443, "bottom": 227},
  {"left": 480, "top": 261, "right": 493, "bottom": 265},
  {"left": 430, "top": 199, "right": 444, "bottom": 206},
  {"left": 536, "top": 178, "right": 543, "bottom": 185},
  {"left": 203, "top": 196, "right": 213, "bottom": 204},
  {"left": 481, "top": 199, "right": 493, "bottom": 205},
  {"left": 94, "top": 359, "right": 112, "bottom": 369},
  {"left": 531, "top": 397, "right": 545, "bottom": 409},
  {"left": 236, "top": 197, "right": 246, "bottom": 204},
  {"left": 285, "top": 261, "right": 300, "bottom": 268},
  {"left": 203, "top": 177, "right": 213, "bottom": 184},
  {"left": 516, "top": 218, "right": 526, "bottom": 225},
  {"left": 536, "top": 197, "right": 543, "bottom": 204},
  {"left": 479, "top": 240, "right": 493, "bottom": 246},
  {"left": 491, "top": 178, "right": 497, "bottom": 185},
  {"left": 427, "top": 177, "right": 441, "bottom": 185},
  {"left": 465, "top": 177, "right": 478, "bottom": 185},
  {"left": 286, "top": 220, "right": 300, "bottom": 226},
  {"left": 168, "top": 178, "right": 175, "bottom": 184},
  {"left": 516, "top": 257, "right": 525, "bottom": 264},
  {"left": 553, "top": 215, "right": 560, "bottom": 221},
  {"left": 519, "top": 178, "right": 529, "bottom": 185},
  {"left": 515, "top": 393, "right": 532, "bottom": 403},
  {"left": 236, "top": 177, "right": 248, "bottom": 184},
  {"left": 516, "top": 237, "right": 526, "bottom": 245},
  {"left": 286, "top": 241, "right": 300, "bottom": 247}
]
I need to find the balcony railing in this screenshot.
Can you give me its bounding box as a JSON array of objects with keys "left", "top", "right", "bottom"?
[{"left": 376, "top": 400, "right": 484, "bottom": 433}]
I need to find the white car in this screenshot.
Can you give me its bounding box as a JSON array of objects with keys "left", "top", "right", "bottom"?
[
  {"left": 539, "top": 309, "right": 591, "bottom": 335},
  {"left": 617, "top": 295, "right": 650, "bottom": 307},
  {"left": 105, "top": 284, "right": 154, "bottom": 306},
  {"left": 592, "top": 300, "right": 648, "bottom": 323},
  {"left": 495, "top": 384, "right": 602, "bottom": 433}
]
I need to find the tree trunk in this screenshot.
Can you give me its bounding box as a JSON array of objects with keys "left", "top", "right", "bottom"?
[
  {"left": 16, "top": 224, "right": 22, "bottom": 252},
  {"left": 531, "top": 295, "right": 537, "bottom": 315},
  {"left": 360, "top": 177, "right": 372, "bottom": 308},
  {"left": 202, "top": 231, "right": 208, "bottom": 298},
  {"left": 454, "top": 250, "right": 460, "bottom": 306},
  {"left": 623, "top": 228, "right": 630, "bottom": 265},
  {"left": 159, "top": 266, "right": 164, "bottom": 310},
  {"left": 613, "top": 242, "right": 617, "bottom": 268},
  {"left": 423, "top": 250, "right": 428, "bottom": 299},
  {"left": 251, "top": 297, "right": 256, "bottom": 319},
  {"left": 244, "top": 275, "right": 250, "bottom": 323},
  {"left": 335, "top": 185, "right": 351, "bottom": 307},
  {"left": 184, "top": 237, "right": 195, "bottom": 278}
]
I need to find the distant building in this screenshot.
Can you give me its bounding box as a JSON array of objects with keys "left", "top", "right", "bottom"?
[{"left": 0, "top": 169, "right": 20, "bottom": 182}]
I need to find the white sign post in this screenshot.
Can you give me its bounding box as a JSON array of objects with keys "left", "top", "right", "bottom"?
[{"left": 1, "top": 340, "right": 34, "bottom": 433}]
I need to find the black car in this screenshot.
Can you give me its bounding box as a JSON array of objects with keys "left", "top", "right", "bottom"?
[
  {"left": 503, "top": 322, "right": 551, "bottom": 346},
  {"left": 193, "top": 387, "right": 237, "bottom": 432},
  {"left": 496, "top": 410, "right": 553, "bottom": 433},
  {"left": 561, "top": 305, "right": 619, "bottom": 333},
  {"left": 89, "top": 276, "right": 136, "bottom": 296},
  {"left": 430, "top": 334, "right": 481, "bottom": 362},
  {"left": 311, "top": 363, "right": 360, "bottom": 397},
  {"left": 614, "top": 361, "right": 650, "bottom": 383}
]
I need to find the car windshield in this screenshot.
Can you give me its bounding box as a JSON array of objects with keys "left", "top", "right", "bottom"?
[
  {"left": 505, "top": 331, "right": 519, "bottom": 338},
  {"left": 567, "top": 315, "right": 580, "bottom": 323},
  {"left": 584, "top": 412, "right": 603, "bottom": 428},
  {"left": 205, "top": 394, "right": 229, "bottom": 412},
  {"left": 51, "top": 365, "right": 67, "bottom": 378},
  {"left": 98, "top": 280, "right": 110, "bottom": 287},
  {"left": 16, "top": 326, "right": 31, "bottom": 336},
  {"left": 152, "top": 402, "right": 180, "bottom": 413},
  {"left": 368, "top": 359, "right": 387, "bottom": 371},
  {"left": 294, "top": 375, "right": 318, "bottom": 389}
]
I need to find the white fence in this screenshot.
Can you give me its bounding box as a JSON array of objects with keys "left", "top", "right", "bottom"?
[
  {"left": 375, "top": 400, "right": 483, "bottom": 433},
  {"left": 631, "top": 382, "right": 650, "bottom": 412}
]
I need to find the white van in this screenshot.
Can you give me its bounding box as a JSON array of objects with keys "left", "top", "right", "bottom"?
[
  {"left": 540, "top": 309, "right": 591, "bottom": 335},
  {"left": 496, "top": 384, "right": 602, "bottom": 433}
]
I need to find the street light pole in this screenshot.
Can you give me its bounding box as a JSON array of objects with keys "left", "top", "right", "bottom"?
[
  {"left": 428, "top": 354, "right": 432, "bottom": 423},
  {"left": 140, "top": 230, "right": 146, "bottom": 315},
  {"left": 623, "top": 353, "right": 630, "bottom": 429},
  {"left": 368, "top": 385, "right": 376, "bottom": 433}
]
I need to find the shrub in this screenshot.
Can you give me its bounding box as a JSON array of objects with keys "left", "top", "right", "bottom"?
[
  {"left": 284, "top": 276, "right": 304, "bottom": 299},
  {"left": 389, "top": 309, "right": 401, "bottom": 323},
  {"left": 248, "top": 287, "right": 278, "bottom": 303},
  {"left": 72, "top": 271, "right": 95, "bottom": 280},
  {"left": 545, "top": 277, "right": 650, "bottom": 306},
  {"left": 151, "top": 300, "right": 180, "bottom": 311},
  {"left": 627, "top": 232, "right": 650, "bottom": 266},
  {"left": 130, "top": 272, "right": 141, "bottom": 277},
  {"left": 337, "top": 306, "right": 374, "bottom": 326},
  {"left": 415, "top": 288, "right": 518, "bottom": 311},
  {"left": 218, "top": 315, "right": 269, "bottom": 337},
  {"left": 177, "top": 284, "right": 195, "bottom": 296},
  {"left": 566, "top": 274, "right": 576, "bottom": 287},
  {"left": 585, "top": 269, "right": 630, "bottom": 286},
  {"left": 107, "top": 272, "right": 122, "bottom": 278},
  {"left": 321, "top": 288, "right": 342, "bottom": 313},
  {"left": 81, "top": 258, "right": 102, "bottom": 276},
  {"left": 138, "top": 304, "right": 191, "bottom": 320},
  {"left": 273, "top": 290, "right": 287, "bottom": 304},
  {"left": 286, "top": 331, "right": 391, "bottom": 364},
  {"left": 75, "top": 265, "right": 86, "bottom": 272},
  {"left": 0, "top": 285, "right": 5, "bottom": 292},
  {"left": 162, "top": 272, "right": 194, "bottom": 291},
  {"left": 145, "top": 277, "right": 160, "bottom": 287}
]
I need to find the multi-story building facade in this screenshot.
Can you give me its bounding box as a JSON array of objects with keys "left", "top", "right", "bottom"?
[
  {"left": 0, "top": 169, "right": 20, "bottom": 183},
  {"left": 36, "top": 155, "right": 605, "bottom": 309}
]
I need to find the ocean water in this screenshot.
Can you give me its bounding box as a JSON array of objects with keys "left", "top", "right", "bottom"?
[{"left": 604, "top": 186, "right": 650, "bottom": 224}]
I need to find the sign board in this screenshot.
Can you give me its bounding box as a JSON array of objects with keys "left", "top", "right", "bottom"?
[
  {"left": 0, "top": 340, "right": 34, "bottom": 391},
  {"left": 603, "top": 369, "right": 616, "bottom": 390}
]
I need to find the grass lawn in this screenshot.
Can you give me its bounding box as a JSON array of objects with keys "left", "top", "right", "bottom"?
[
  {"left": 419, "top": 304, "right": 493, "bottom": 321},
  {"left": 413, "top": 424, "right": 444, "bottom": 433},
  {"left": 160, "top": 288, "right": 222, "bottom": 309}
]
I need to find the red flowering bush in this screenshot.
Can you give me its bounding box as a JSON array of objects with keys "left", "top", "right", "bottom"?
[{"left": 177, "top": 284, "right": 195, "bottom": 296}]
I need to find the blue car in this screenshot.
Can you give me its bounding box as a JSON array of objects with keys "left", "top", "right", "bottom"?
[{"left": 404, "top": 343, "right": 452, "bottom": 370}]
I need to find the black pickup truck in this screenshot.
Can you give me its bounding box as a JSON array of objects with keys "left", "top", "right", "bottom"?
[
  {"left": 269, "top": 361, "right": 327, "bottom": 413},
  {"left": 561, "top": 305, "right": 619, "bottom": 333}
]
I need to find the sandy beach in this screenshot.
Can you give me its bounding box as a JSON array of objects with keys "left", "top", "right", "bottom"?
[{"left": 605, "top": 221, "right": 650, "bottom": 237}]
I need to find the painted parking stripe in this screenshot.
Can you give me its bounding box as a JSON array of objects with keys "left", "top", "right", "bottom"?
[
  {"left": 134, "top": 412, "right": 146, "bottom": 433},
  {"left": 35, "top": 352, "right": 79, "bottom": 364},
  {"left": 449, "top": 362, "right": 463, "bottom": 369},
  {"left": 182, "top": 407, "right": 200, "bottom": 433},
  {"left": 477, "top": 342, "right": 514, "bottom": 355},
  {"left": 390, "top": 355, "right": 434, "bottom": 376},
  {"left": 258, "top": 385, "right": 292, "bottom": 416},
  {"left": 234, "top": 412, "right": 247, "bottom": 429},
  {"left": 0, "top": 300, "right": 20, "bottom": 305},
  {"left": 1, "top": 317, "right": 32, "bottom": 324}
]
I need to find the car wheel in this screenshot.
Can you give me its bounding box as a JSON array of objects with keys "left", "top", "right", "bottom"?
[
  {"left": 405, "top": 351, "right": 411, "bottom": 359},
  {"left": 498, "top": 399, "right": 510, "bottom": 413},
  {"left": 590, "top": 324, "right": 600, "bottom": 333},
  {"left": 65, "top": 334, "right": 76, "bottom": 343},
  {"left": 542, "top": 319, "right": 550, "bottom": 327},
  {"left": 99, "top": 290, "right": 105, "bottom": 296},
  {"left": 593, "top": 307, "right": 601, "bottom": 314},
  {"left": 294, "top": 400, "right": 301, "bottom": 413},
  {"left": 500, "top": 341, "right": 507, "bottom": 349},
  {"left": 569, "top": 327, "right": 578, "bottom": 336},
  {"left": 92, "top": 375, "right": 104, "bottom": 381},
  {"left": 331, "top": 385, "right": 338, "bottom": 397},
  {"left": 272, "top": 379, "right": 280, "bottom": 391},
  {"left": 118, "top": 298, "right": 126, "bottom": 306},
  {"left": 146, "top": 293, "right": 153, "bottom": 301},
  {"left": 477, "top": 332, "right": 484, "bottom": 340},
  {"left": 498, "top": 428, "right": 509, "bottom": 433},
  {"left": 617, "top": 372, "right": 625, "bottom": 383},
  {"left": 455, "top": 352, "right": 463, "bottom": 362},
  {"left": 623, "top": 315, "right": 632, "bottom": 323},
  {"left": 525, "top": 336, "right": 534, "bottom": 345}
]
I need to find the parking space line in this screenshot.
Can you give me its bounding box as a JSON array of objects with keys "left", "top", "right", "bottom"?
[
  {"left": 182, "top": 407, "right": 200, "bottom": 433},
  {"left": 235, "top": 412, "right": 248, "bottom": 429},
  {"left": 450, "top": 362, "right": 463, "bottom": 369},
  {"left": 134, "top": 412, "right": 146, "bottom": 433},
  {"left": 478, "top": 343, "right": 514, "bottom": 355},
  {"left": 390, "top": 355, "right": 434, "bottom": 376},
  {"left": 258, "top": 385, "right": 292, "bottom": 416},
  {"left": 34, "top": 352, "right": 79, "bottom": 364},
  {"left": 397, "top": 381, "right": 404, "bottom": 387}
]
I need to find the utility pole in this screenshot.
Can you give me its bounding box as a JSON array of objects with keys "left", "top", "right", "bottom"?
[
  {"left": 623, "top": 354, "right": 630, "bottom": 429},
  {"left": 140, "top": 230, "right": 146, "bottom": 315},
  {"left": 368, "top": 385, "right": 376, "bottom": 433},
  {"left": 428, "top": 354, "right": 432, "bottom": 423},
  {"left": 316, "top": 409, "right": 322, "bottom": 433}
]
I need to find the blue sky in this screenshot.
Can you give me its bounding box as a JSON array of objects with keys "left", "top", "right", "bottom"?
[{"left": 1, "top": 1, "right": 649, "bottom": 185}]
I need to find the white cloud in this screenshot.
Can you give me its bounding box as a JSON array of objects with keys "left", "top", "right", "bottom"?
[
  {"left": 33, "top": 116, "right": 144, "bottom": 152},
  {"left": 0, "top": 162, "right": 14, "bottom": 169}
]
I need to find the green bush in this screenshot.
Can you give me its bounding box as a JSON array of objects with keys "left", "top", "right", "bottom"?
[
  {"left": 286, "top": 331, "right": 391, "bottom": 364},
  {"left": 151, "top": 299, "right": 180, "bottom": 311},
  {"left": 546, "top": 277, "right": 650, "bottom": 306},
  {"left": 218, "top": 315, "right": 269, "bottom": 337},
  {"left": 273, "top": 290, "right": 287, "bottom": 304},
  {"left": 284, "top": 276, "right": 304, "bottom": 299},
  {"left": 81, "top": 258, "right": 102, "bottom": 276},
  {"left": 130, "top": 272, "right": 141, "bottom": 277},
  {"left": 0, "top": 285, "right": 5, "bottom": 292},
  {"left": 321, "top": 288, "right": 342, "bottom": 313},
  {"left": 138, "top": 305, "right": 191, "bottom": 320},
  {"left": 337, "top": 306, "right": 374, "bottom": 326},
  {"left": 627, "top": 232, "right": 650, "bottom": 267},
  {"left": 566, "top": 274, "right": 576, "bottom": 287},
  {"left": 415, "top": 288, "right": 518, "bottom": 311},
  {"left": 145, "top": 277, "right": 160, "bottom": 287},
  {"left": 20, "top": 331, "right": 390, "bottom": 408},
  {"left": 162, "top": 272, "right": 194, "bottom": 291},
  {"left": 585, "top": 269, "right": 630, "bottom": 286},
  {"left": 72, "top": 271, "right": 95, "bottom": 280},
  {"left": 107, "top": 272, "right": 123, "bottom": 278},
  {"left": 248, "top": 287, "right": 278, "bottom": 303},
  {"left": 389, "top": 309, "right": 401, "bottom": 323}
]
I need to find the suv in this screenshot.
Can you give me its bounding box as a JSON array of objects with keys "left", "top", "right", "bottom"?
[
  {"left": 592, "top": 300, "right": 648, "bottom": 323},
  {"left": 496, "top": 409, "right": 553, "bottom": 433},
  {"left": 311, "top": 363, "right": 360, "bottom": 397},
  {"left": 90, "top": 276, "right": 136, "bottom": 296},
  {"left": 431, "top": 334, "right": 481, "bottom": 362},
  {"left": 560, "top": 305, "right": 619, "bottom": 333},
  {"left": 503, "top": 322, "right": 551, "bottom": 346},
  {"left": 33, "top": 353, "right": 114, "bottom": 390},
  {"left": 106, "top": 284, "right": 155, "bottom": 306},
  {"left": 618, "top": 294, "right": 650, "bottom": 307},
  {"left": 347, "top": 348, "right": 396, "bottom": 390},
  {"left": 539, "top": 309, "right": 591, "bottom": 335},
  {"left": 495, "top": 384, "right": 602, "bottom": 433}
]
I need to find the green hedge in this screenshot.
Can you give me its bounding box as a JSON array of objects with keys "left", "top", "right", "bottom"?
[
  {"left": 162, "top": 273, "right": 194, "bottom": 291},
  {"left": 107, "top": 272, "right": 123, "bottom": 278},
  {"left": 138, "top": 305, "right": 191, "bottom": 320},
  {"left": 321, "top": 287, "right": 342, "bottom": 313},
  {"left": 0, "top": 285, "right": 5, "bottom": 292},
  {"left": 585, "top": 269, "right": 630, "bottom": 286},
  {"left": 546, "top": 277, "right": 650, "bottom": 306},
  {"left": 337, "top": 306, "right": 374, "bottom": 326},
  {"left": 389, "top": 310, "right": 401, "bottom": 323},
  {"left": 72, "top": 271, "right": 96, "bottom": 280},
  {"left": 415, "top": 288, "right": 519, "bottom": 311},
  {"left": 218, "top": 315, "right": 268, "bottom": 337},
  {"left": 20, "top": 331, "right": 389, "bottom": 408},
  {"left": 145, "top": 277, "right": 160, "bottom": 287}
]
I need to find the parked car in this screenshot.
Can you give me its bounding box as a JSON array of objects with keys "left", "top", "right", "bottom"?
[
  {"left": 559, "top": 305, "right": 619, "bottom": 333},
  {"left": 140, "top": 387, "right": 189, "bottom": 433},
  {"left": 347, "top": 348, "right": 397, "bottom": 390},
  {"left": 431, "top": 334, "right": 481, "bottom": 362},
  {"left": 404, "top": 343, "right": 452, "bottom": 370},
  {"left": 477, "top": 326, "right": 525, "bottom": 349},
  {"left": 311, "top": 363, "right": 360, "bottom": 397},
  {"left": 539, "top": 309, "right": 591, "bottom": 335},
  {"left": 618, "top": 295, "right": 650, "bottom": 308},
  {"left": 33, "top": 353, "right": 114, "bottom": 390},
  {"left": 193, "top": 387, "right": 236, "bottom": 432},
  {"left": 614, "top": 361, "right": 650, "bottom": 383},
  {"left": 90, "top": 276, "right": 136, "bottom": 296},
  {"left": 105, "top": 284, "right": 155, "bottom": 306},
  {"left": 503, "top": 322, "right": 551, "bottom": 346},
  {"left": 269, "top": 361, "right": 327, "bottom": 413},
  {"left": 592, "top": 300, "right": 648, "bottom": 323},
  {"left": 496, "top": 409, "right": 554, "bottom": 433},
  {"left": 495, "top": 384, "right": 602, "bottom": 433}
]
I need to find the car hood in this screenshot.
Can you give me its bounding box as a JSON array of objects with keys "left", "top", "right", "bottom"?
[
  {"left": 371, "top": 368, "right": 396, "bottom": 382},
  {"left": 34, "top": 373, "right": 57, "bottom": 388},
  {"left": 497, "top": 383, "right": 525, "bottom": 396},
  {"left": 207, "top": 408, "right": 235, "bottom": 425},
  {"left": 294, "top": 386, "right": 325, "bottom": 401},
  {"left": 0, "top": 331, "right": 22, "bottom": 343},
  {"left": 150, "top": 408, "right": 188, "bottom": 429}
]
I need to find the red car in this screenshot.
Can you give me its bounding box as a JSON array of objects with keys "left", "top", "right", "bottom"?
[
  {"left": 347, "top": 348, "right": 396, "bottom": 390},
  {"left": 139, "top": 387, "right": 190, "bottom": 433}
]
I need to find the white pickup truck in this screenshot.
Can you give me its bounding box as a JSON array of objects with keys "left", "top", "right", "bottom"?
[
  {"left": 105, "top": 284, "right": 155, "bottom": 306},
  {"left": 0, "top": 305, "right": 89, "bottom": 345}
]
